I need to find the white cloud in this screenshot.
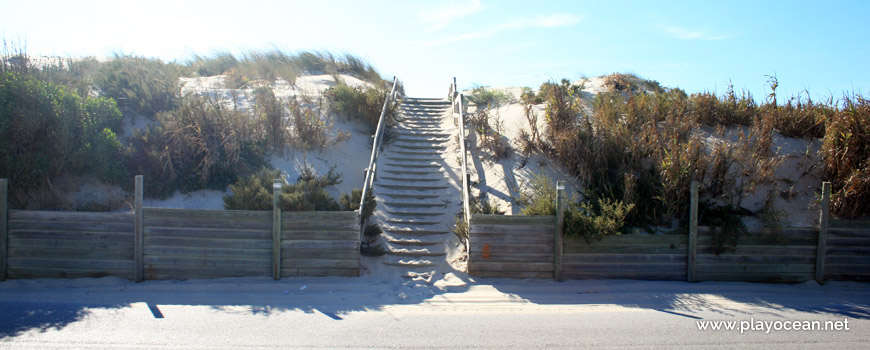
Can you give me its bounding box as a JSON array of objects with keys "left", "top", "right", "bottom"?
[
  {"left": 661, "top": 25, "right": 732, "bottom": 40},
  {"left": 424, "top": 13, "right": 583, "bottom": 47},
  {"left": 419, "top": 0, "right": 483, "bottom": 32}
]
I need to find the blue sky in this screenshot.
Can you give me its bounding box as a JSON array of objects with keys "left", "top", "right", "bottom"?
[{"left": 2, "top": 0, "right": 868, "bottom": 100}]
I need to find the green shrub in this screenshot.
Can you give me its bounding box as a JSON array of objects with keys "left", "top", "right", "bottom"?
[
  {"left": 223, "top": 166, "right": 343, "bottom": 211},
  {"left": 339, "top": 188, "right": 376, "bottom": 223},
  {"left": 94, "top": 55, "right": 181, "bottom": 116},
  {"left": 325, "top": 81, "right": 393, "bottom": 131},
  {"left": 822, "top": 93, "right": 870, "bottom": 218},
  {"left": 0, "top": 71, "right": 128, "bottom": 208},
  {"left": 520, "top": 87, "right": 543, "bottom": 105},
  {"left": 467, "top": 85, "right": 511, "bottom": 109},
  {"left": 568, "top": 197, "right": 635, "bottom": 242},
  {"left": 129, "top": 94, "right": 268, "bottom": 198},
  {"left": 253, "top": 87, "right": 289, "bottom": 153}
]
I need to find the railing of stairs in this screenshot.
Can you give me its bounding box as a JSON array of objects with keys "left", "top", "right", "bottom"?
[
  {"left": 450, "top": 77, "right": 471, "bottom": 251},
  {"left": 359, "top": 76, "right": 399, "bottom": 239}
]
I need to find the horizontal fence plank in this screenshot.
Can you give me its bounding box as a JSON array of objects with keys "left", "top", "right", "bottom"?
[
  {"left": 565, "top": 244, "right": 686, "bottom": 254},
  {"left": 281, "top": 223, "right": 359, "bottom": 232},
  {"left": 564, "top": 253, "right": 687, "bottom": 264},
  {"left": 469, "top": 262, "right": 553, "bottom": 273},
  {"left": 9, "top": 238, "right": 132, "bottom": 251},
  {"left": 824, "top": 273, "right": 870, "bottom": 281},
  {"left": 826, "top": 255, "right": 870, "bottom": 265},
  {"left": 8, "top": 247, "right": 132, "bottom": 260},
  {"left": 696, "top": 263, "right": 815, "bottom": 274},
  {"left": 144, "top": 218, "right": 271, "bottom": 231},
  {"left": 470, "top": 243, "right": 553, "bottom": 254},
  {"left": 9, "top": 210, "right": 133, "bottom": 223},
  {"left": 144, "top": 227, "right": 270, "bottom": 240},
  {"left": 825, "top": 246, "right": 870, "bottom": 255},
  {"left": 144, "top": 246, "right": 269, "bottom": 259},
  {"left": 696, "top": 236, "right": 818, "bottom": 246},
  {"left": 698, "top": 226, "right": 818, "bottom": 236},
  {"left": 144, "top": 208, "right": 271, "bottom": 221},
  {"left": 144, "top": 237, "right": 271, "bottom": 250},
  {"left": 8, "top": 266, "right": 134, "bottom": 279},
  {"left": 564, "top": 271, "right": 685, "bottom": 281},
  {"left": 144, "top": 255, "right": 270, "bottom": 267},
  {"left": 468, "top": 271, "right": 553, "bottom": 279},
  {"left": 281, "top": 240, "right": 359, "bottom": 250},
  {"left": 697, "top": 246, "right": 817, "bottom": 256},
  {"left": 8, "top": 220, "right": 133, "bottom": 233},
  {"left": 281, "top": 259, "right": 359, "bottom": 269},
  {"left": 143, "top": 265, "right": 270, "bottom": 278},
  {"left": 8, "top": 257, "right": 134, "bottom": 270},
  {"left": 824, "top": 237, "right": 870, "bottom": 246},
  {"left": 470, "top": 224, "right": 555, "bottom": 235},
  {"left": 470, "top": 233, "right": 553, "bottom": 245},
  {"left": 8, "top": 230, "right": 133, "bottom": 242},
  {"left": 564, "top": 262, "right": 686, "bottom": 273},
  {"left": 282, "top": 249, "right": 359, "bottom": 260},
  {"left": 281, "top": 211, "right": 357, "bottom": 221},
  {"left": 829, "top": 220, "right": 870, "bottom": 229},
  {"left": 696, "top": 254, "right": 814, "bottom": 264},
  {"left": 827, "top": 228, "right": 870, "bottom": 238},
  {"left": 566, "top": 234, "right": 687, "bottom": 246},
  {"left": 281, "top": 267, "right": 359, "bottom": 277},
  {"left": 281, "top": 230, "right": 358, "bottom": 241},
  {"left": 470, "top": 252, "right": 553, "bottom": 263},
  {"left": 471, "top": 215, "right": 554, "bottom": 226},
  {"left": 695, "top": 272, "right": 812, "bottom": 283},
  {"left": 824, "top": 264, "right": 870, "bottom": 274}
]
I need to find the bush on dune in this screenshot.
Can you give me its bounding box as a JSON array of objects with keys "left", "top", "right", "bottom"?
[{"left": 94, "top": 55, "right": 182, "bottom": 117}]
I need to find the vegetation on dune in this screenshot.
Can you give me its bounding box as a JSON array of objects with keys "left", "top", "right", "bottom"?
[
  {"left": 223, "top": 165, "right": 365, "bottom": 212},
  {"left": 324, "top": 81, "right": 394, "bottom": 132}
]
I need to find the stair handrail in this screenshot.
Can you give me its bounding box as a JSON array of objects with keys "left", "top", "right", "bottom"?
[
  {"left": 359, "top": 76, "right": 399, "bottom": 238},
  {"left": 453, "top": 78, "right": 472, "bottom": 241}
]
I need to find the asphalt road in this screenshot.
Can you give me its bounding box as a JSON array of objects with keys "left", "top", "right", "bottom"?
[{"left": 0, "top": 277, "right": 867, "bottom": 349}]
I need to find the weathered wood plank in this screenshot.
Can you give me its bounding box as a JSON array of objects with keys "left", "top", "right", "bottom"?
[
  {"left": 823, "top": 273, "right": 870, "bottom": 281},
  {"left": 829, "top": 220, "right": 870, "bottom": 229},
  {"left": 144, "top": 218, "right": 271, "bottom": 231},
  {"left": 8, "top": 230, "right": 133, "bottom": 242},
  {"left": 281, "top": 259, "right": 359, "bottom": 269},
  {"left": 470, "top": 224, "right": 555, "bottom": 235},
  {"left": 816, "top": 181, "right": 830, "bottom": 284},
  {"left": 697, "top": 246, "right": 817, "bottom": 256},
  {"left": 470, "top": 243, "right": 553, "bottom": 254},
  {"left": 8, "top": 210, "right": 133, "bottom": 223},
  {"left": 564, "top": 262, "right": 687, "bottom": 272},
  {"left": 143, "top": 265, "right": 270, "bottom": 276},
  {"left": 144, "top": 255, "right": 270, "bottom": 267},
  {"left": 281, "top": 222, "right": 359, "bottom": 231},
  {"left": 8, "top": 238, "right": 133, "bottom": 251},
  {"left": 696, "top": 263, "right": 815, "bottom": 274},
  {"left": 564, "top": 271, "right": 685, "bottom": 281},
  {"left": 824, "top": 264, "right": 870, "bottom": 273},
  {"left": 0, "top": 178, "right": 6, "bottom": 281},
  {"left": 8, "top": 220, "right": 134, "bottom": 233},
  {"left": 144, "top": 208, "right": 271, "bottom": 221},
  {"left": 469, "top": 262, "right": 553, "bottom": 272},
  {"left": 696, "top": 254, "right": 814, "bottom": 264},
  {"left": 281, "top": 249, "right": 359, "bottom": 260},
  {"left": 696, "top": 236, "right": 818, "bottom": 246},
  {"left": 825, "top": 237, "right": 870, "bottom": 247},
  {"left": 565, "top": 244, "right": 686, "bottom": 254},
  {"left": 698, "top": 226, "right": 818, "bottom": 235},
  {"left": 8, "top": 257, "right": 134, "bottom": 270},
  {"left": 826, "top": 228, "right": 870, "bottom": 238},
  {"left": 144, "top": 237, "right": 271, "bottom": 250},
  {"left": 565, "top": 234, "right": 688, "bottom": 246},
  {"left": 281, "top": 230, "right": 358, "bottom": 241},
  {"left": 9, "top": 266, "right": 133, "bottom": 279},
  {"left": 470, "top": 215, "right": 555, "bottom": 226},
  {"left": 470, "top": 252, "right": 553, "bottom": 263},
  {"left": 134, "top": 175, "right": 144, "bottom": 283},
  {"left": 563, "top": 253, "right": 687, "bottom": 264},
  {"left": 281, "top": 211, "right": 358, "bottom": 221},
  {"left": 282, "top": 267, "right": 359, "bottom": 277},
  {"left": 469, "top": 233, "right": 554, "bottom": 244},
  {"left": 145, "top": 246, "right": 269, "bottom": 259},
  {"left": 8, "top": 247, "right": 132, "bottom": 260},
  {"left": 689, "top": 180, "right": 698, "bottom": 282},
  {"left": 273, "top": 181, "right": 282, "bottom": 281},
  {"left": 826, "top": 255, "right": 870, "bottom": 265},
  {"left": 695, "top": 272, "right": 812, "bottom": 283},
  {"left": 469, "top": 271, "right": 553, "bottom": 279},
  {"left": 825, "top": 246, "right": 870, "bottom": 255},
  {"left": 280, "top": 240, "right": 359, "bottom": 250},
  {"left": 145, "top": 227, "right": 270, "bottom": 240}
]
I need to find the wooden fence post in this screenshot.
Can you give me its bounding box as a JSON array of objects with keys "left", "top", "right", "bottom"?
[
  {"left": 554, "top": 181, "right": 565, "bottom": 282},
  {"left": 688, "top": 180, "right": 698, "bottom": 282},
  {"left": 815, "top": 182, "right": 831, "bottom": 284},
  {"left": 134, "top": 175, "right": 144, "bottom": 282},
  {"left": 272, "top": 179, "right": 282, "bottom": 280},
  {"left": 0, "top": 179, "right": 7, "bottom": 281}
]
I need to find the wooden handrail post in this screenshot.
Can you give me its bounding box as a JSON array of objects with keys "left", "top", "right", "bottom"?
[
  {"left": 554, "top": 181, "right": 565, "bottom": 282},
  {"left": 273, "top": 179, "right": 282, "bottom": 281},
  {"left": 359, "top": 76, "right": 398, "bottom": 239},
  {"left": 134, "top": 175, "right": 144, "bottom": 282},
  {"left": 0, "top": 179, "right": 7, "bottom": 281},
  {"left": 688, "top": 180, "right": 698, "bottom": 282},
  {"left": 815, "top": 182, "right": 831, "bottom": 284}
]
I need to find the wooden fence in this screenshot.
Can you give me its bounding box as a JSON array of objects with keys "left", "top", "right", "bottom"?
[
  {"left": 0, "top": 177, "right": 359, "bottom": 281},
  {"left": 467, "top": 181, "right": 869, "bottom": 283},
  {"left": 468, "top": 215, "right": 555, "bottom": 279}
]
